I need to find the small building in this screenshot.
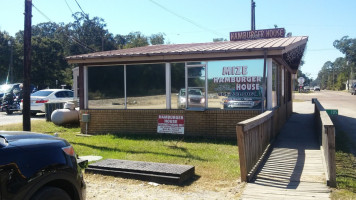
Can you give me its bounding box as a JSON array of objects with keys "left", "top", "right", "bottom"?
[{"left": 67, "top": 29, "right": 308, "bottom": 138}]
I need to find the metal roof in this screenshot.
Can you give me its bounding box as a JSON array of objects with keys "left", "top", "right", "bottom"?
[{"left": 66, "top": 36, "right": 308, "bottom": 72}]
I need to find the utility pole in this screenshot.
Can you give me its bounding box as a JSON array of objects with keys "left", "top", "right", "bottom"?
[
  {"left": 251, "top": 0, "right": 256, "bottom": 31},
  {"left": 23, "top": 0, "right": 32, "bottom": 131}
]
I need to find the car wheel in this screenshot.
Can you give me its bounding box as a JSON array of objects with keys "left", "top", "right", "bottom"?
[
  {"left": 6, "top": 110, "right": 13, "bottom": 115},
  {"left": 31, "top": 186, "right": 71, "bottom": 200}
]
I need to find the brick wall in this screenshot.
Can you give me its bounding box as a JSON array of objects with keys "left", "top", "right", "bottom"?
[{"left": 79, "top": 109, "right": 261, "bottom": 139}]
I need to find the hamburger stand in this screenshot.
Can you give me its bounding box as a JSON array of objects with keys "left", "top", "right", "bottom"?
[{"left": 67, "top": 28, "right": 308, "bottom": 138}]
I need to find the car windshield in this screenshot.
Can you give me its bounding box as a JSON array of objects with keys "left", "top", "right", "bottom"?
[
  {"left": 31, "top": 91, "right": 53, "bottom": 97},
  {"left": 0, "top": 84, "right": 13, "bottom": 93},
  {"left": 189, "top": 90, "right": 202, "bottom": 95},
  {"left": 180, "top": 89, "right": 202, "bottom": 96}
]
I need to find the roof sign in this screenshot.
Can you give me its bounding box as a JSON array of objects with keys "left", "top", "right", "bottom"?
[{"left": 230, "top": 28, "right": 285, "bottom": 41}]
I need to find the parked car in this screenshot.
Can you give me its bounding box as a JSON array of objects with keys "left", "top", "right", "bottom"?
[
  {"left": 20, "top": 89, "right": 74, "bottom": 115},
  {"left": 223, "top": 90, "right": 262, "bottom": 109},
  {"left": 0, "top": 131, "right": 86, "bottom": 200},
  {"left": 177, "top": 88, "right": 205, "bottom": 109},
  {"left": 350, "top": 83, "right": 356, "bottom": 95},
  {"left": 313, "top": 86, "right": 320, "bottom": 91},
  {"left": 303, "top": 86, "right": 310, "bottom": 91}
]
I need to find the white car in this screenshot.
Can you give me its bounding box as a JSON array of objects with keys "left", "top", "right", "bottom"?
[{"left": 20, "top": 89, "right": 74, "bottom": 115}]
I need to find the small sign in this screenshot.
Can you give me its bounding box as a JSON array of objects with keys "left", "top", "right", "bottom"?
[
  {"left": 157, "top": 115, "right": 184, "bottom": 134},
  {"left": 297, "top": 77, "right": 305, "bottom": 84},
  {"left": 325, "top": 109, "right": 338, "bottom": 116},
  {"left": 298, "top": 83, "right": 304, "bottom": 86},
  {"left": 230, "top": 28, "right": 285, "bottom": 41}
]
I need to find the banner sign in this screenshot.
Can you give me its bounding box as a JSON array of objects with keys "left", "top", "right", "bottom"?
[
  {"left": 157, "top": 115, "right": 184, "bottom": 134},
  {"left": 230, "top": 28, "right": 285, "bottom": 41}
]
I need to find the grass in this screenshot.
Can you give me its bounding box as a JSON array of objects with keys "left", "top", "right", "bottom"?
[
  {"left": 0, "top": 121, "right": 240, "bottom": 184},
  {"left": 331, "top": 130, "right": 356, "bottom": 199}
]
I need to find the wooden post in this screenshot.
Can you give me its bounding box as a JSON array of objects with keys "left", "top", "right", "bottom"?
[
  {"left": 237, "top": 125, "right": 247, "bottom": 182},
  {"left": 327, "top": 126, "right": 336, "bottom": 187}
]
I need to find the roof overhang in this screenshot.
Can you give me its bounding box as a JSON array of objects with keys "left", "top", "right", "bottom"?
[{"left": 67, "top": 36, "right": 308, "bottom": 73}]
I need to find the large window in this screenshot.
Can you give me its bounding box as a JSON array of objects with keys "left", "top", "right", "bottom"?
[
  {"left": 171, "top": 63, "right": 185, "bottom": 109},
  {"left": 86, "top": 59, "right": 268, "bottom": 110},
  {"left": 126, "top": 64, "right": 166, "bottom": 109},
  {"left": 207, "top": 59, "right": 264, "bottom": 110},
  {"left": 88, "top": 66, "right": 125, "bottom": 109},
  {"left": 272, "top": 62, "right": 278, "bottom": 108}
]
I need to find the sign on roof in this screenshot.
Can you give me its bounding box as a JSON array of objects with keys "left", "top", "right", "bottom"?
[{"left": 230, "top": 28, "right": 285, "bottom": 41}]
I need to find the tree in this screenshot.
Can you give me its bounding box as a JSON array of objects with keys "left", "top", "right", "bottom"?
[
  {"left": 0, "top": 30, "right": 12, "bottom": 83},
  {"left": 123, "top": 31, "right": 149, "bottom": 48},
  {"left": 150, "top": 33, "right": 165, "bottom": 45},
  {"left": 67, "top": 12, "right": 116, "bottom": 55},
  {"left": 333, "top": 36, "right": 356, "bottom": 86},
  {"left": 30, "top": 36, "right": 69, "bottom": 89}
]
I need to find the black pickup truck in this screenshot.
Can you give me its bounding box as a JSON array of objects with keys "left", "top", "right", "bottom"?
[{"left": 0, "top": 131, "right": 86, "bottom": 200}]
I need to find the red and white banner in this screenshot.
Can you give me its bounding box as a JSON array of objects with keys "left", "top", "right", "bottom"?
[{"left": 157, "top": 115, "right": 184, "bottom": 134}]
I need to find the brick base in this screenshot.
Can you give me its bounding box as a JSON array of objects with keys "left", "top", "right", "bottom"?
[{"left": 80, "top": 109, "right": 261, "bottom": 139}]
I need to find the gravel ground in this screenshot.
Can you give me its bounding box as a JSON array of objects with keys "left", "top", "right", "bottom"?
[{"left": 84, "top": 173, "right": 244, "bottom": 200}]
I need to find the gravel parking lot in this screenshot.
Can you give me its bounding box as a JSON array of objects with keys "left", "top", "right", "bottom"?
[{"left": 84, "top": 173, "right": 243, "bottom": 200}]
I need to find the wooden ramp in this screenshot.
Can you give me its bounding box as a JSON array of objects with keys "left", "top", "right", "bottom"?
[{"left": 241, "top": 106, "right": 331, "bottom": 199}]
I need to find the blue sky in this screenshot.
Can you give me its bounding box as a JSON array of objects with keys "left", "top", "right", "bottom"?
[{"left": 1, "top": 0, "right": 356, "bottom": 79}]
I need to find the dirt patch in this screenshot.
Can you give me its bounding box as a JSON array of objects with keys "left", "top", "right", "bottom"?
[{"left": 84, "top": 173, "right": 244, "bottom": 200}]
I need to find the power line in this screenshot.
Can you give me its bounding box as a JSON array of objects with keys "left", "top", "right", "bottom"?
[
  {"left": 31, "top": 3, "right": 95, "bottom": 52},
  {"left": 64, "top": 0, "right": 74, "bottom": 15},
  {"left": 148, "top": 0, "right": 224, "bottom": 38},
  {"left": 32, "top": 4, "right": 51, "bottom": 22},
  {"left": 73, "top": 0, "right": 87, "bottom": 17}
]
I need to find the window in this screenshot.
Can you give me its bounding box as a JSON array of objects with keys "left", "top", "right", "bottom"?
[
  {"left": 272, "top": 62, "right": 278, "bottom": 108},
  {"left": 282, "top": 67, "right": 285, "bottom": 104},
  {"left": 55, "top": 91, "right": 65, "bottom": 98},
  {"left": 126, "top": 64, "right": 166, "bottom": 109},
  {"left": 207, "top": 59, "right": 264, "bottom": 110},
  {"left": 31, "top": 91, "right": 53, "bottom": 97},
  {"left": 171, "top": 63, "right": 185, "bottom": 109},
  {"left": 88, "top": 66, "right": 125, "bottom": 109}
]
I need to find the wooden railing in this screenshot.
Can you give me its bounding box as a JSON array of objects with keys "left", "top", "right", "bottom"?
[
  {"left": 237, "top": 110, "right": 275, "bottom": 182},
  {"left": 313, "top": 98, "right": 336, "bottom": 187}
]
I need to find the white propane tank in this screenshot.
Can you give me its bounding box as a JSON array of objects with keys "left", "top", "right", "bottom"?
[{"left": 51, "top": 109, "right": 79, "bottom": 125}]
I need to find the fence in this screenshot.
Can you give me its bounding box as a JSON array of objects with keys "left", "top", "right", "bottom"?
[
  {"left": 313, "top": 98, "right": 336, "bottom": 187},
  {"left": 236, "top": 110, "right": 275, "bottom": 182}
]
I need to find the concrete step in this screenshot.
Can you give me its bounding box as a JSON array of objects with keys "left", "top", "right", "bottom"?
[{"left": 86, "top": 159, "right": 195, "bottom": 185}]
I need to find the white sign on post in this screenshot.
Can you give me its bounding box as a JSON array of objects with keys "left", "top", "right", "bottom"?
[
  {"left": 297, "top": 77, "right": 305, "bottom": 85},
  {"left": 157, "top": 115, "right": 184, "bottom": 134}
]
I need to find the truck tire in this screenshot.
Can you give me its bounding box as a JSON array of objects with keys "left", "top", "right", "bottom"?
[{"left": 31, "top": 186, "right": 71, "bottom": 200}]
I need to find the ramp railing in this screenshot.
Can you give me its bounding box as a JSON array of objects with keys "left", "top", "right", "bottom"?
[
  {"left": 313, "top": 98, "right": 336, "bottom": 187},
  {"left": 237, "top": 110, "right": 275, "bottom": 182}
]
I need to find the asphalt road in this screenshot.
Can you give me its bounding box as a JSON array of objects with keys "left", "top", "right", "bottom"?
[
  {"left": 294, "top": 90, "right": 356, "bottom": 154},
  {"left": 0, "top": 111, "right": 45, "bottom": 126}
]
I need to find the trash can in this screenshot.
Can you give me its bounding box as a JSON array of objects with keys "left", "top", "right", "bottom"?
[{"left": 45, "top": 102, "right": 64, "bottom": 121}]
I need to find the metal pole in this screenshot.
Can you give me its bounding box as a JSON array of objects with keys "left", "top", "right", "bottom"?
[
  {"left": 251, "top": 0, "right": 256, "bottom": 31},
  {"left": 23, "top": 0, "right": 32, "bottom": 131}
]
